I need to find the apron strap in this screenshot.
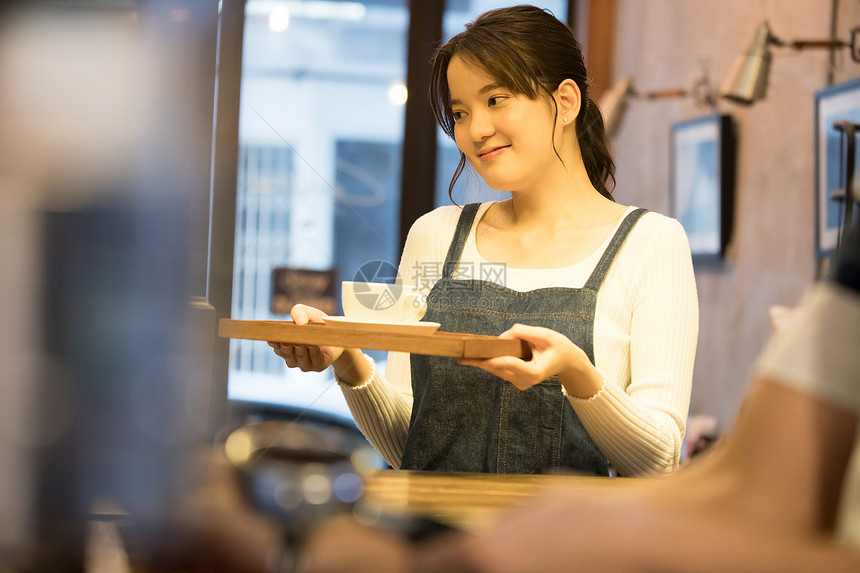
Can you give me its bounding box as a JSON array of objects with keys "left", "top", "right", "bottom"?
[
  {"left": 583, "top": 208, "right": 650, "bottom": 291},
  {"left": 442, "top": 203, "right": 481, "bottom": 279}
]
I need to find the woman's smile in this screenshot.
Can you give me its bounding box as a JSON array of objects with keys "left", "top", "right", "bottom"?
[{"left": 478, "top": 145, "right": 510, "bottom": 162}]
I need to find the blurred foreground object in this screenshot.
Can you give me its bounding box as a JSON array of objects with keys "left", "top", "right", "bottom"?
[
  {"left": 0, "top": 1, "right": 218, "bottom": 569},
  {"left": 222, "top": 420, "right": 376, "bottom": 538}
]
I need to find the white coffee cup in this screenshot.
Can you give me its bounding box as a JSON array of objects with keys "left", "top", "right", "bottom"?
[{"left": 341, "top": 281, "right": 426, "bottom": 323}]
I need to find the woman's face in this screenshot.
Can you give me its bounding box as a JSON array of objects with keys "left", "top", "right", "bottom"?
[{"left": 447, "top": 55, "right": 559, "bottom": 193}]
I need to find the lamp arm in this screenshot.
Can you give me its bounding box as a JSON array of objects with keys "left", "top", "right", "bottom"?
[
  {"left": 775, "top": 26, "right": 860, "bottom": 62},
  {"left": 633, "top": 88, "right": 689, "bottom": 100},
  {"left": 628, "top": 68, "right": 716, "bottom": 108},
  {"left": 789, "top": 39, "right": 848, "bottom": 49}
]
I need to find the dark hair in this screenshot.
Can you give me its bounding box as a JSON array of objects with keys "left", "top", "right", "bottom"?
[{"left": 429, "top": 5, "right": 616, "bottom": 202}]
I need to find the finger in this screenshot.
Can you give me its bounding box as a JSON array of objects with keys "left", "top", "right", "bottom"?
[
  {"left": 291, "top": 304, "right": 310, "bottom": 325},
  {"left": 459, "top": 359, "right": 510, "bottom": 379},
  {"left": 461, "top": 357, "right": 543, "bottom": 391},
  {"left": 458, "top": 358, "right": 510, "bottom": 378},
  {"left": 291, "top": 304, "right": 328, "bottom": 325},
  {"left": 499, "top": 323, "right": 548, "bottom": 343},
  {"left": 275, "top": 343, "right": 299, "bottom": 368},
  {"left": 307, "top": 345, "right": 327, "bottom": 369},
  {"left": 270, "top": 342, "right": 284, "bottom": 357},
  {"left": 293, "top": 344, "right": 312, "bottom": 370},
  {"left": 460, "top": 355, "right": 526, "bottom": 370}
]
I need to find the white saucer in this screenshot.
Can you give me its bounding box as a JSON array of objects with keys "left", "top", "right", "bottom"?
[{"left": 322, "top": 316, "right": 441, "bottom": 335}]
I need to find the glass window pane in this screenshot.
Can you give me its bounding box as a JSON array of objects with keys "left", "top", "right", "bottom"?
[
  {"left": 435, "top": 1, "right": 569, "bottom": 207},
  {"left": 229, "top": 0, "right": 409, "bottom": 420}
]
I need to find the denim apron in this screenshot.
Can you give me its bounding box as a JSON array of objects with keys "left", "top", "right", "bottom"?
[{"left": 400, "top": 203, "right": 648, "bottom": 475}]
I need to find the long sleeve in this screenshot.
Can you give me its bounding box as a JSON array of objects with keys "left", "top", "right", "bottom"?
[
  {"left": 569, "top": 217, "right": 698, "bottom": 476},
  {"left": 339, "top": 355, "right": 412, "bottom": 468}
]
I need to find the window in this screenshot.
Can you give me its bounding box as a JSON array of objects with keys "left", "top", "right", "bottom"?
[{"left": 228, "top": 0, "right": 408, "bottom": 419}]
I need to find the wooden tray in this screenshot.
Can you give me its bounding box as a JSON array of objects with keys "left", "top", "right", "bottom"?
[{"left": 218, "top": 319, "right": 531, "bottom": 359}]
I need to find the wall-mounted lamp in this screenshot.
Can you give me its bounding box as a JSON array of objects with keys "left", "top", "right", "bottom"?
[
  {"left": 600, "top": 69, "right": 717, "bottom": 137},
  {"left": 599, "top": 77, "right": 633, "bottom": 137},
  {"left": 722, "top": 21, "right": 860, "bottom": 105}
]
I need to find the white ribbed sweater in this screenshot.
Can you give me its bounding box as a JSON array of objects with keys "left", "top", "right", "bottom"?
[{"left": 340, "top": 203, "right": 699, "bottom": 477}]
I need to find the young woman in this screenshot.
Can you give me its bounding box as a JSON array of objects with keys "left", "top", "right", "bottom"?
[{"left": 270, "top": 5, "right": 698, "bottom": 477}]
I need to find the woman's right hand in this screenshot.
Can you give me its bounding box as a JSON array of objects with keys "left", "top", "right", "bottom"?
[{"left": 267, "top": 304, "right": 344, "bottom": 372}]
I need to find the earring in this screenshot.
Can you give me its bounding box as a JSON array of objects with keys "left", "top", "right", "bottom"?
[{"left": 562, "top": 117, "right": 568, "bottom": 122}]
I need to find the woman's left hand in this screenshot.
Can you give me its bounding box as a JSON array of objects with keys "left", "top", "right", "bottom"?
[{"left": 458, "top": 324, "right": 598, "bottom": 396}]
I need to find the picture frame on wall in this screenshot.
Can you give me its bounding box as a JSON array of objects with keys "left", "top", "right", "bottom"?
[
  {"left": 670, "top": 114, "right": 736, "bottom": 259},
  {"left": 814, "top": 77, "right": 860, "bottom": 259}
]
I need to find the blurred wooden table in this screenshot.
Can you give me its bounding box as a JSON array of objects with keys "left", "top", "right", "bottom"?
[
  {"left": 361, "top": 469, "right": 625, "bottom": 532},
  {"left": 84, "top": 469, "right": 626, "bottom": 570}
]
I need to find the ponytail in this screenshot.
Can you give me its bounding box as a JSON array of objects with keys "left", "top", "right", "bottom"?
[{"left": 576, "top": 98, "right": 616, "bottom": 201}]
